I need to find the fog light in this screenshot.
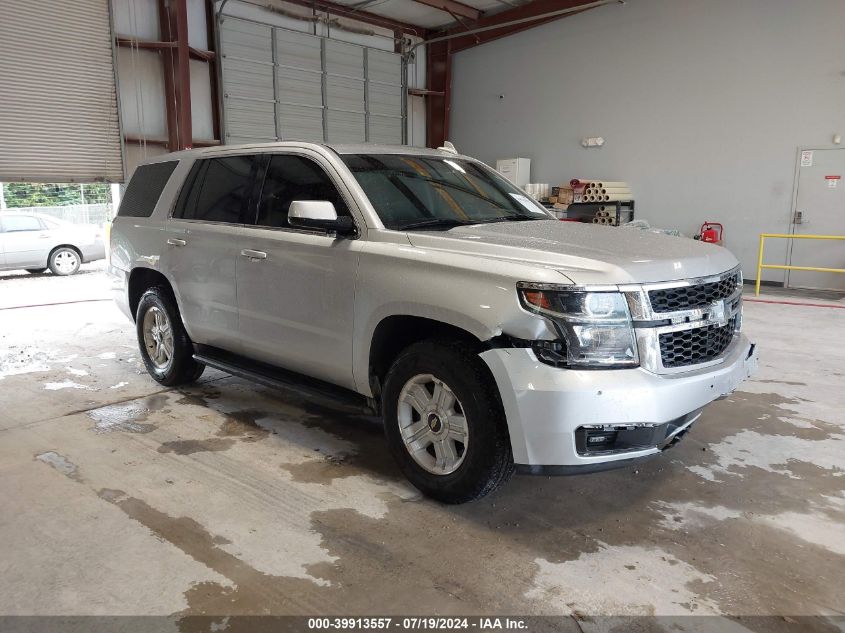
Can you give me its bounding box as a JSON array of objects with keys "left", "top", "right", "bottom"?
[{"left": 586, "top": 431, "right": 617, "bottom": 446}]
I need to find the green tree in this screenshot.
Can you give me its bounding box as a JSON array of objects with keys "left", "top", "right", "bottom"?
[{"left": 3, "top": 183, "right": 111, "bottom": 207}]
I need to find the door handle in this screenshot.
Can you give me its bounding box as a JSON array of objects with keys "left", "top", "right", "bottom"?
[
  {"left": 38, "top": 234, "right": 51, "bottom": 239},
  {"left": 167, "top": 238, "right": 187, "bottom": 246},
  {"left": 241, "top": 249, "right": 267, "bottom": 260}
]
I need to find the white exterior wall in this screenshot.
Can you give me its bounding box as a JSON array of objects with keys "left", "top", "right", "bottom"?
[{"left": 449, "top": 0, "right": 845, "bottom": 281}]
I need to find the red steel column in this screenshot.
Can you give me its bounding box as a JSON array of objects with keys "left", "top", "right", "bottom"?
[
  {"left": 158, "top": 0, "right": 193, "bottom": 150},
  {"left": 205, "top": 0, "right": 221, "bottom": 142},
  {"left": 425, "top": 38, "right": 451, "bottom": 149}
]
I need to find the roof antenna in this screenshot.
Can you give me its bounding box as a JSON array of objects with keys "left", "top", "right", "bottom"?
[{"left": 437, "top": 141, "right": 458, "bottom": 154}]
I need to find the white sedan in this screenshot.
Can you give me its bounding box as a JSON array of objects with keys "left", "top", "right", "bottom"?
[{"left": 0, "top": 212, "right": 106, "bottom": 275}]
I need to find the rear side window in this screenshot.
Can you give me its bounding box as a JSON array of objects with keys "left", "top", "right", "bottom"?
[
  {"left": 118, "top": 161, "right": 178, "bottom": 218},
  {"left": 2, "top": 215, "right": 42, "bottom": 232},
  {"left": 174, "top": 155, "right": 257, "bottom": 223},
  {"left": 255, "top": 154, "right": 350, "bottom": 229}
]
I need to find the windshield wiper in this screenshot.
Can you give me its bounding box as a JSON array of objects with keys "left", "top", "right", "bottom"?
[
  {"left": 477, "top": 214, "right": 542, "bottom": 223},
  {"left": 396, "top": 218, "right": 475, "bottom": 231}
]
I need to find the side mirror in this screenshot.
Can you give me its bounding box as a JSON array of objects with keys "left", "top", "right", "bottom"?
[{"left": 288, "top": 200, "right": 356, "bottom": 236}]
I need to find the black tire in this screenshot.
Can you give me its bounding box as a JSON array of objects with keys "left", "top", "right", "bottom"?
[
  {"left": 136, "top": 286, "right": 205, "bottom": 386},
  {"left": 382, "top": 339, "right": 514, "bottom": 504},
  {"left": 48, "top": 247, "right": 82, "bottom": 275},
  {"left": 26, "top": 268, "right": 47, "bottom": 274}
]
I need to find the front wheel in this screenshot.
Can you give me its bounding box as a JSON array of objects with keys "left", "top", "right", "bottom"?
[
  {"left": 136, "top": 286, "right": 205, "bottom": 386},
  {"left": 382, "top": 340, "right": 514, "bottom": 503},
  {"left": 49, "top": 247, "right": 81, "bottom": 275}
]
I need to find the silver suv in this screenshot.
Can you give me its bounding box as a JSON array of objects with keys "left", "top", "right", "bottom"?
[{"left": 110, "top": 142, "right": 757, "bottom": 503}]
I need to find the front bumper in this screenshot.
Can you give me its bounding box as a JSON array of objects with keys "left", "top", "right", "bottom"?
[{"left": 480, "top": 334, "right": 757, "bottom": 469}]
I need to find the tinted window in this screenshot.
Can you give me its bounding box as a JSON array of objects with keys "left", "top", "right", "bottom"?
[
  {"left": 176, "top": 156, "right": 257, "bottom": 223},
  {"left": 2, "top": 216, "right": 42, "bottom": 232},
  {"left": 173, "top": 161, "right": 205, "bottom": 220},
  {"left": 341, "top": 154, "right": 551, "bottom": 230},
  {"left": 118, "top": 161, "right": 178, "bottom": 218},
  {"left": 255, "top": 155, "right": 350, "bottom": 228}
]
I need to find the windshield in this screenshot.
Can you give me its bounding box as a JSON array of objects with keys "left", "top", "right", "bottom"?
[{"left": 340, "top": 154, "right": 554, "bottom": 230}]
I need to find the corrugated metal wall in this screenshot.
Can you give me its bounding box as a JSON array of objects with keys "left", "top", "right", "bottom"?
[
  {"left": 0, "top": 0, "right": 124, "bottom": 182},
  {"left": 219, "top": 16, "right": 404, "bottom": 145}
]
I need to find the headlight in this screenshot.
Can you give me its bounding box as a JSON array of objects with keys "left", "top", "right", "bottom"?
[{"left": 517, "top": 283, "right": 639, "bottom": 368}]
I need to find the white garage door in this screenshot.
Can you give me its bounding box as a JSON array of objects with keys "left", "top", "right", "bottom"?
[
  {"left": 220, "top": 17, "right": 405, "bottom": 145},
  {"left": 0, "top": 0, "right": 124, "bottom": 183}
]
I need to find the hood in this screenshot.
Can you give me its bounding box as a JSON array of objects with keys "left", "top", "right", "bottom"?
[{"left": 404, "top": 220, "right": 739, "bottom": 285}]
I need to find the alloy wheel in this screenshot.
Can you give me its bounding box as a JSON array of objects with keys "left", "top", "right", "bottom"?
[
  {"left": 397, "top": 374, "right": 469, "bottom": 475},
  {"left": 142, "top": 306, "right": 174, "bottom": 371}
]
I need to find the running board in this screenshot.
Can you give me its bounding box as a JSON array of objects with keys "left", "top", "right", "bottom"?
[{"left": 193, "top": 345, "right": 373, "bottom": 415}]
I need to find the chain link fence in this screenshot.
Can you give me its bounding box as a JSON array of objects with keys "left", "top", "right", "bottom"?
[
  {"left": 0, "top": 182, "right": 118, "bottom": 226},
  {"left": 6, "top": 203, "right": 115, "bottom": 226}
]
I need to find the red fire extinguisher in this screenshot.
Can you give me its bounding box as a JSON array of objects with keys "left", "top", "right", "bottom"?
[{"left": 695, "top": 222, "right": 723, "bottom": 245}]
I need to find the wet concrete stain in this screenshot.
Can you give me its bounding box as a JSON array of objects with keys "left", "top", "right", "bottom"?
[
  {"left": 157, "top": 409, "right": 273, "bottom": 455},
  {"left": 216, "top": 409, "right": 271, "bottom": 443},
  {"left": 687, "top": 392, "right": 845, "bottom": 492},
  {"left": 90, "top": 488, "right": 345, "bottom": 628},
  {"left": 88, "top": 393, "right": 169, "bottom": 434},
  {"left": 756, "top": 380, "right": 808, "bottom": 387},
  {"left": 97, "top": 489, "right": 234, "bottom": 552},
  {"left": 720, "top": 391, "right": 842, "bottom": 441},
  {"left": 35, "top": 451, "right": 81, "bottom": 481},
  {"left": 170, "top": 384, "right": 845, "bottom": 620},
  {"left": 177, "top": 393, "right": 211, "bottom": 408},
  {"left": 269, "top": 389, "right": 844, "bottom": 621},
  {"left": 175, "top": 386, "right": 223, "bottom": 409},
  {"left": 31, "top": 376, "right": 845, "bottom": 627},
  {"left": 158, "top": 438, "right": 236, "bottom": 455},
  {"left": 35, "top": 453, "right": 842, "bottom": 630},
  {"left": 279, "top": 412, "right": 400, "bottom": 485}
]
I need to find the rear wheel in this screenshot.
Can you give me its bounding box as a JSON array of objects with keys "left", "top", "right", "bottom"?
[
  {"left": 382, "top": 340, "right": 514, "bottom": 503},
  {"left": 48, "top": 247, "right": 81, "bottom": 275},
  {"left": 136, "top": 286, "right": 205, "bottom": 386}
]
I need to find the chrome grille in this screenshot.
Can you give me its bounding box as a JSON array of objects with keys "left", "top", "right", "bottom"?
[
  {"left": 648, "top": 275, "right": 738, "bottom": 313},
  {"left": 659, "top": 317, "right": 737, "bottom": 368}
]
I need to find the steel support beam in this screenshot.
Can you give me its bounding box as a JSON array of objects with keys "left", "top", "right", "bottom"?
[
  {"left": 282, "top": 0, "right": 429, "bottom": 37},
  {"left": 425, "top": 38, "right": 451, "bottom": 148},
  {"left": 410, "top": 0, "right": 480, "bottom": 20},
  {"left": 158, "top": 0, "right": 193, "bottom": 150},
  {"left": 116, "top": 37, "right": 215, "bottom": 61},
  {"left": 447, "top": 0, "right": 598, "bottom": 53},
  {"left": 205, "top": 0, "right": 221, "bottom": 142}
]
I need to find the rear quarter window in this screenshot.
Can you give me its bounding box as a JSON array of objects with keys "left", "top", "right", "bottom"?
[
  {"left": 173, "top": 156, "right": 257, "bottom": 223},
  {"left": 118, "top": 161, "right": 179, "bottom": 218}
]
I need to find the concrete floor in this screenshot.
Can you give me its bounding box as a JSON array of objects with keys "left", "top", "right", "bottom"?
[{"left": 1, "top": 266, "right": 843, "bottom": 631}]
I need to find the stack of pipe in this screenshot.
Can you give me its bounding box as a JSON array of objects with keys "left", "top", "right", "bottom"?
[
  {"left": 591, "top": 205, "right": 618, "bottom": 225},
  {"left": 570, "top": 179, "right": 632, "bottom": 202}
]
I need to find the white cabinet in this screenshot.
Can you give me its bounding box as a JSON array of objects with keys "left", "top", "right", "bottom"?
[{"left": 495, "top": 158, "right": 530, "bottom": 187}]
